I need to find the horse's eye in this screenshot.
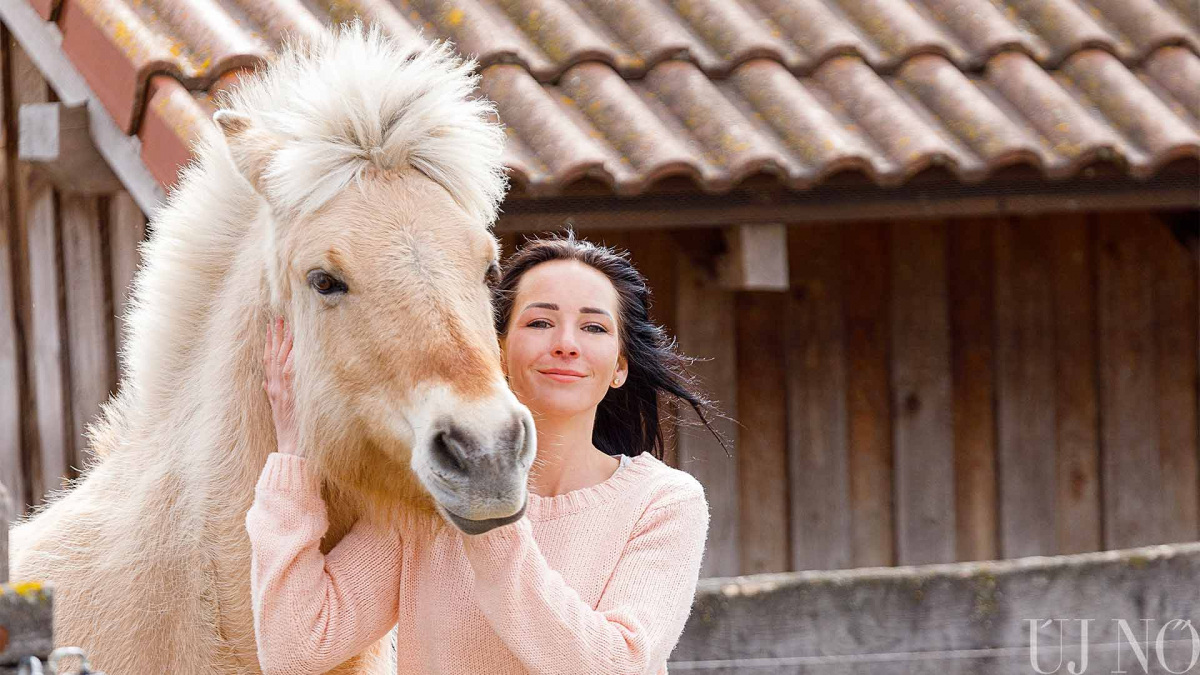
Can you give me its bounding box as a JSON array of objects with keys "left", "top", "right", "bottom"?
[
  {"left": 485, "top": 261, "right": 501, "bottom": 287},
  {"left": 308, "top": 270, "right": 347, "bottom": 295}
]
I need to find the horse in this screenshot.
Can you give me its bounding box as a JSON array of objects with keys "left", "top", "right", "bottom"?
[{"left": 10, "top": 21, "right": 534, "bottom": 674}]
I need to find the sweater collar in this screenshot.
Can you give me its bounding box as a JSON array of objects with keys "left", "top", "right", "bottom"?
[{"left": 524, "top": 453, "right": 657, "bottom": 521}]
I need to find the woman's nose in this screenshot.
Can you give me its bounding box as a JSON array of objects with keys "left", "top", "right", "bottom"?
[{"left": 551, "top": 331, "right": 579, "bottom": 358}]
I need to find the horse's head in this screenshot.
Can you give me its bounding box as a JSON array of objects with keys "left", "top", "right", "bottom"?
[{"left": 213, "top": 25, "right": 532, "bottom": 534}]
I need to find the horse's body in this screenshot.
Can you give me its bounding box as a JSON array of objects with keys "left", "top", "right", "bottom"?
[{"left": 11, "top": 24, "right": 530, "bottom": 674}]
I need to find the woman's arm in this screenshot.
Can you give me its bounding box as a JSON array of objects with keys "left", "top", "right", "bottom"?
[
  {"left": 459, "top": 489, "right": 710, "bottom": 675},
  {"left": 246, "top": 454, "right": 403, "bottom": 675},
  {"left": 245, "top": 319, "right": 403, "bottom": 674}
]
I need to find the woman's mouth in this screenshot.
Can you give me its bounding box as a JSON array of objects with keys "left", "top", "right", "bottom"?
[{"left": 538, "top": 369, "right": 586, "bottom": 383}]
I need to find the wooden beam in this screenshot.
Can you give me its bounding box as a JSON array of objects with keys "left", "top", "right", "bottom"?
[
  {"left": 0, "top": 0, "right": 164, "bottom": 215},
  {"left": 948, "top": 218, "right": 998, "bottom": 562},
  {"left": 889, "top": 221, "right": 955, "bottom": 565},
  {"left": 1050, "top": 215, "right": 1102, "bottom": 555},
  {"left": 843, "top": 222, "right": 894, "bottom": 568},
  {"left": 1151, "top": 221, "right": 1199, "bottom": 544},
  {"left": 1097, "top": 216, "right": 1165, "bottom": 549},
  {"left": 109, "top": 191, "right": 145, "bottom": 365},
  {"left": 18, "top": 102, "right": 120, "bottom": 193},
  {"left": 675, "top": 246, "right": 739, "bottom": 578},
  {"left": 994, "top": 217, "right": 1058, "bottom": 558},
  {"left": 717, "top": 224, "right": 788, "bottom": 291},
  {"left": 735, "top": 291, "right": 789, "bottom": 574},
  {"left": 60, "top": 195, "right": 115, "bottom": 473},
  {"left": 785, "top": 224, "right": 851, "bottom": 571}
]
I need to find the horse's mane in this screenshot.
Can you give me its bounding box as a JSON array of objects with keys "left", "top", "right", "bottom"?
[{"left": 220, "top": 21, "right": 509, "bottom": 224}]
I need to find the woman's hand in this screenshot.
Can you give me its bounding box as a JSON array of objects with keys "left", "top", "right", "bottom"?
[{"left": 264, "top": 317, "right": 300, "bottom": 456}]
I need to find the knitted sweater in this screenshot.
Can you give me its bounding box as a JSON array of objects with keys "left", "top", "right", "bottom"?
[{"left": 244, "top": 451, "right": 710, "bottom": 674}]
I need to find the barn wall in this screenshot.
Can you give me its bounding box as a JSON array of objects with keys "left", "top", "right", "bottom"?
[
  {"left": 508, "top": 213, "right": 1200, "bottom": 577},
  {"left": 0, "top": 35, "right": 146, "bottom": 515}
]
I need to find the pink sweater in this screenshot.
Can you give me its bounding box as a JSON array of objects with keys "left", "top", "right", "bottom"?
[{"left": 244, "top": 451, "right": 709, "bottom": 674}]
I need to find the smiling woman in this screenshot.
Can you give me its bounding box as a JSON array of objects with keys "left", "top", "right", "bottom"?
[{"left": 246, "top": 230, "right": 726, "bottom": 674}]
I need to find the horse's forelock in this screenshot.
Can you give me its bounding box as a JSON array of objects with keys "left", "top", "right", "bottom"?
[{"left": 222, "top": 20, "right": 508, "bottom": 225}]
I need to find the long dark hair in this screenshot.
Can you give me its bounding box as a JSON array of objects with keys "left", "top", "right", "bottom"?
[{"left": 492, "top": 232, "right": 726, "bottom": 460}]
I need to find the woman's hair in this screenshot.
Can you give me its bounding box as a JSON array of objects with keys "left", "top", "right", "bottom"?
[{"left": 492, "top": 231, "right": 726, "bottom": 460}]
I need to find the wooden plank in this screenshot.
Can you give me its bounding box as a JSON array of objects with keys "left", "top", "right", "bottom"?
[
  {"left": 994, "top": 217, "right": 1058, "bottom": 558},
  {"left": 60, "top": 194, "right": 116, "bottom": 474},
  {"left": 23, "top": 179, "right": 70, "bottom": 500},
  {"left": 889, "top": 220, "right": 955, "bottom": 565},
  {"left": 675, "top": 246, "right": 739, "bottom": 577},
  {"left": 735, "top": 291, "right": 789, "bottom": 574},
  {"left": 841, "top": 222, "right": 893, "bottom": 568},
  {"left": 947, "top": 218, "right": 998, "bottom": 562},
  {"left": 108, "top": 190, "right": 144, "bottom": 366},
  {"left": 626, "top": 230, "right": 679, "bottom": 468},
  {"left": 785, "top": 224, "right": 851, "bottom": 571},
  {"left": 1049, "top": 215, "right": 1102, "bottom": 554},
  {"left": 1150, "top": 220, "right": 1199, "bottom": 543},
  {"left": 5, "top": 34, "right": 50, "bottom": 512},
  {"left": 17, "top": 101, "right": 121, "bottom": 193},
  {"left": 1097, "top": 215, "right": 1165, "bottom": 549},
  {"left": 0, "top": 29, "right": 25, "bottom": 517}
]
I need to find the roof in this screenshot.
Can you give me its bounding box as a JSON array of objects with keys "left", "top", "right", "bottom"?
[{"left": 23, "top": 0, "right": 1200, "bottom": 196}]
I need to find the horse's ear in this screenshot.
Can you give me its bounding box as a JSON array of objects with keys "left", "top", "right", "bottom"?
[{"left": 213, "top": 109, "right": 281, "bottom": 195}]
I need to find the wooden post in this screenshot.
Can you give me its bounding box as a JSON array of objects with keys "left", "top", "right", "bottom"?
[
  {"left": 948, "top": 218, "right": 998, "bottom": 562},
  {"left": 718, "top": 224, "right": 788, "bottom": 291},
  {"left": 675, "top": 244, "right": 739, "bottom": 578},
  {"left": 785, "top": 224, "right": 851, "bottom": 571},
  {"left": 17, "top": 102, "right": 120, "bottom": 194},
  {"left": 889, "top": 220, "right": 955, "bottom": 565},
  {"left": 61, "top": 195, "right": 116, "bottom": 472},
  {"left": 994, "top": 217, "right": 1057, "bottom": 558}
]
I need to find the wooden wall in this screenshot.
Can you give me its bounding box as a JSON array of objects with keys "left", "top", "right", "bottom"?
[
  {"left": 0, "top": 35, "right": 146, "bottom": 515},
  {"left": 506, "top": 213, "right": 1200, "bottom": 578}
]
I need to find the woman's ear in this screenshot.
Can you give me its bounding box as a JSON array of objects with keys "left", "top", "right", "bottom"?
[{"left": 612, "top": 355, "right": 629, "bottom": 388}]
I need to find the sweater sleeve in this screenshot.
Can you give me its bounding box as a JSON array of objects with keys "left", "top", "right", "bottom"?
[
  {"left": 460, "top": 487, "right": 710, "bottom": 675},
  {"left": 245, "top": 452, "right": 404, "bottom": 675}
]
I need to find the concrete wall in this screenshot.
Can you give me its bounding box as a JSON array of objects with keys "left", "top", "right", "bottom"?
[{"left": 671, "top": 543, "right": 1200, "bottom": 674}]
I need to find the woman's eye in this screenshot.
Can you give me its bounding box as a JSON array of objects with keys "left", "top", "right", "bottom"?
[
  {"left": 308, "top": 270, "right": 347, "bottom": 295},
  {"left": 527, "top": 319, "right": 551, "bottom": 329},
  {"left": 583, "top": 324, "right": 609, "bottom": 334},
  {"left": 485, "top": 261, "right": 501, "bottom": 287}
]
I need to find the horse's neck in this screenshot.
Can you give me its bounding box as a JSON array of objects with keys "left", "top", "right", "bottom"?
[{"left": 110, "top": 148, "right": 280, "bottom": 508}]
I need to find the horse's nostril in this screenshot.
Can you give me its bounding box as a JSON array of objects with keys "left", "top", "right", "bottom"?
[{"left": 432, "top": 430, "right": 468, "bottom": 473}]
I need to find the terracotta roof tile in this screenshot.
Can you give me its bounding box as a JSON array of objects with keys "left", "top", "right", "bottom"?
[{"left": 22, "top": 0, "right": 1200, "bottom": 196}]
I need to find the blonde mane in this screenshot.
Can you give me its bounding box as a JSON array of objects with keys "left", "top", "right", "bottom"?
[{"left": 220, "top": 21, "right": 507, "bottom": 222}]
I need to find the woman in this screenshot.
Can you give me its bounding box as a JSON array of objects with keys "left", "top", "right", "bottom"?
[{"left": 246, "top": 234, "right": 723, "bottom": 674}]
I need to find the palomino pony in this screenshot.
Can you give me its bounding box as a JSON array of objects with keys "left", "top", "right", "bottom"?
[{"left": 11, "top": 22, "right": 534, "bottom": 674}]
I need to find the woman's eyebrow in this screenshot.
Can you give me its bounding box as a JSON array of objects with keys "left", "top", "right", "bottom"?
[{"left": 522, "top": 302, "right": 612, "bottom": 319}]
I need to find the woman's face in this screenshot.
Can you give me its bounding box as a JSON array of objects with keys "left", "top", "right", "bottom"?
[{"left": 502, "top": 259, "right": 628, "bottom": 420}]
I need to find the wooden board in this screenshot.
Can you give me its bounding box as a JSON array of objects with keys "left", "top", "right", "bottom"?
[
  {"left": 1096, "top": 216, "right": 1165, "bottom": 549},
  {"left": 60, "top": 195, "right": 116, "bottom": 473},
  {"left": 841, "top": 222, "right": 893, "bottom": 568},
  {"left": 785, "top": 224, "right": 851, "bottom": 571},
  {"left": 0, "top": 30, "right": 24, "bottom": 515},
  {"left": 108, "top": 190, "right": 144, "bottom": 367},
  {"left": 994, "top": 217, "right": 1058, "bottom": 558},
  {"left": 889, "top": 220, "right": 955, "bottom": 565},
  {"left": 1149, "top": 219, "right": 1199, "bottom": 543},
  {"left": 5, "top": 36, "right": 51, "bottom": 511},
  {"left": 947, "top": 218, "right": 997, "bottom": 562},
  {"left": 23, "top": 180, "right": 69, "bottom": 499},
  {"left": 1049, "top": 216, "right": 1102, "bottom": 554},
  {"left": 626, "top": 230, "right": 679, "bottom": 467},
  {"left": 735, "top": 291, "right": 789, "bottom": 574},
  {"left": 675, "top": 246, "right": 739, "bottom": 578}
]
